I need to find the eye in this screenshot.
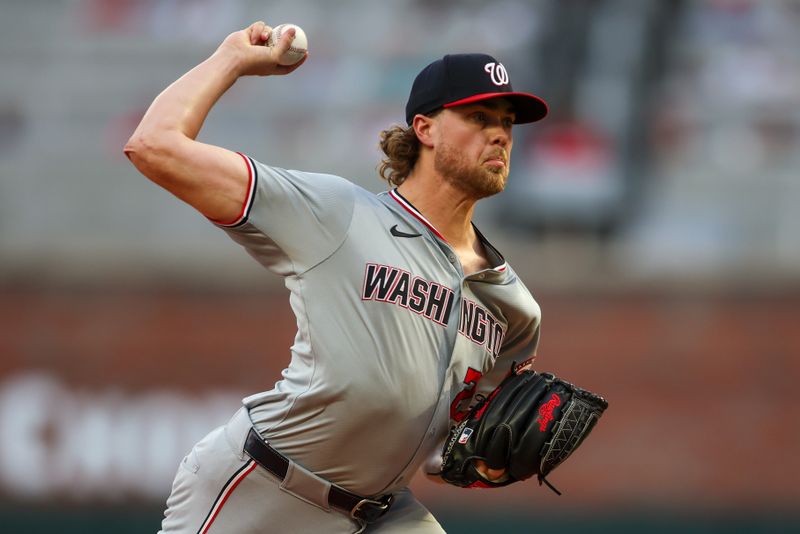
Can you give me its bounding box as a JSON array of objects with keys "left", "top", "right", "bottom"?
[
  {"left": 471, "top": 112, "right": 487, "bottom": 124},
  {"left": 502, "top": 117, "right": 514, "bottom": 128}
]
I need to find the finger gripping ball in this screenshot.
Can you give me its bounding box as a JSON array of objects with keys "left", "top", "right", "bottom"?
[{"left": 266, "top": 23, "right": 308, "bottom": 65}]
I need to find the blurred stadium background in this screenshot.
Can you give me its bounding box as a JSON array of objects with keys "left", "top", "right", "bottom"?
[{"left": 1, "top": 0, "right": 799, "bottom": 532}]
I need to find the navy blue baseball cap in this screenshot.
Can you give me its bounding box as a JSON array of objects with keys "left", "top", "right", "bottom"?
[{"left": 405, "top": 53, "right": 549, "bottom": 125}]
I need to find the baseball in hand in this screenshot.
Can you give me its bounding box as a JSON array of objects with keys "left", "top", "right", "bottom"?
[{"left": 266, "top": 23, "right": 308, "bottom": 66}]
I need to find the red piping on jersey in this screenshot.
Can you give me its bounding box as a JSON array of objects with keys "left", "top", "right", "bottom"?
[
  {"left": 389, "top": 189, "right": 446, "bottom": 241},
  {"left": 199, "top": 460, "right": 257, "bottom": 534},
  {"left": 209, "top": 152, "right": 255, "bottom": 226},
  {"left": 389, "top": 189, "right": 508, "bottom": 274}
]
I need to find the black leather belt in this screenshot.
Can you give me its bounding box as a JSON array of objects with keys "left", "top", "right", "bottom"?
[{"left": 243, "top": 429, "right": 394, "bottom": 523}]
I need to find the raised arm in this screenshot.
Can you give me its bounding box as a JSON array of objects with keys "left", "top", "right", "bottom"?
[{"left": 124, "top": 21, "right": 306, "bottom": 223}]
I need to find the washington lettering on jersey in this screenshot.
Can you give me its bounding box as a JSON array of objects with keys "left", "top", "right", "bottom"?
[
  {"left": 361, "top": 263, "right": 455, "bottom": 326},
  {"left": 458, "top": 297, "right": 505, "bottom": 359},
  {"left": 361, "top": 264, "right": 506, "bottom": 357}
]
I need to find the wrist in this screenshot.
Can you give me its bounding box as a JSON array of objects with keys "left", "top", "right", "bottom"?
[{"left": 208, "top": 46, "right": 249, "bottom": 80}]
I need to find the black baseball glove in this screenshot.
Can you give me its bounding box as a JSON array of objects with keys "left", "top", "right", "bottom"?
[{"left": 440, "top": 370, "right": 608, "bottom": 493}]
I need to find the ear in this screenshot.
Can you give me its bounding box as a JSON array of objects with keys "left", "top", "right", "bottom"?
[{"left": 412, "top": 114, "right": 437, "bottom": 148}]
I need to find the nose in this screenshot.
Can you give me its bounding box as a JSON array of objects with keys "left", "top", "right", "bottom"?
[{"left": 489, "top": 127, "right": 511, "bottom": 148}]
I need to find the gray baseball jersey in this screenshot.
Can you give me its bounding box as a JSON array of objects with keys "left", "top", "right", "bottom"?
[{"left": 218, "top": 153, "right": 541, "bottom": 498}]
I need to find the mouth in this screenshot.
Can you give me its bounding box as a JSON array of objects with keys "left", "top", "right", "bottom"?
[{"left": 483, "top": 154, "right": 508, "bottom": 168}]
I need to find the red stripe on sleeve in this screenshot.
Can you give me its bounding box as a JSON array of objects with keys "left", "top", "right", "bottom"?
[{"left": 209, "top": 152, "right": 254, "bottom": 227}]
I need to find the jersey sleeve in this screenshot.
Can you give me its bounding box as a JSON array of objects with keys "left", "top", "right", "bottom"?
[{"left": 214, "top": 153, "right": 356, "bottom": 276}]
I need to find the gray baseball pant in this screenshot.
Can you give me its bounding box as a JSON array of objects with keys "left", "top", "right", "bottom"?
[{"left": 158, "top": 407, "right": 446, "bottom": 533}]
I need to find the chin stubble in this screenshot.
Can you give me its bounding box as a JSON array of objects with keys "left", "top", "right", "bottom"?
[{"left": 434, "top": 144, "right": 508, "bottom": 199}]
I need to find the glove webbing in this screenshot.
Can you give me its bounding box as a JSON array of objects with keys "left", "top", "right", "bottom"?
[{"left": 537, "top": 393, "right": 604, "bottom": 495}]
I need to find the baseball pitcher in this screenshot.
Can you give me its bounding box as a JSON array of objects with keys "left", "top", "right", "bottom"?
[{"left": 125, "top": 21, "right": 606, "bottom": 534}]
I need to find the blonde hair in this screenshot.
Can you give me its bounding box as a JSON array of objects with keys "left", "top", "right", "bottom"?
[
  {"left": 377, "top": 111, "right": 440, "bottom": 187},
  {"left": 377, "top": 124, "right": 420, "bottom": 187}
]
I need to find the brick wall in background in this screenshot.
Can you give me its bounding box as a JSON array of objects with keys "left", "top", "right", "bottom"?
[{"left": 0, "top": 286, "right": 797, "bottom": 513}]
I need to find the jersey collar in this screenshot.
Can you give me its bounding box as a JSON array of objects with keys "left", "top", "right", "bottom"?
[
  {"left": 472, "top": 224, "right": 508, "bottom": 273},
  {"left": 388, "top": 188, "right": 446, "bottom": 241},
  {"left": 388, "top": 188, "right": 508, "bottom": 273}
]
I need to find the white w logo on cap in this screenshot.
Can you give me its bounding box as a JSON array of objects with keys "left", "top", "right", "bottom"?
[{"left": 484, "top": 62, "right": 509, "bottom": 86}]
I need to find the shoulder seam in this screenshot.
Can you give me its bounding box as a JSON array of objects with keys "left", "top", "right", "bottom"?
[{"left": 295, "top": 182, "right": 358, "bottom": 276}]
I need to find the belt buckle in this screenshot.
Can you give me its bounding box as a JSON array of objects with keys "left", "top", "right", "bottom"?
[{"left": 350, "top": 494, "right": 394, "bottom": 523}]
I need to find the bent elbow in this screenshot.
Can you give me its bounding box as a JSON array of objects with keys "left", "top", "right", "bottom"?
[
  {"left": 123, "top": 136, "right": 140, "bottom": 164},
  {"left": 124, "top": 131, "right": 156, "bottom": 166},
  {"left": 123, "top": 131, "right": 178, "bottom": 182}
]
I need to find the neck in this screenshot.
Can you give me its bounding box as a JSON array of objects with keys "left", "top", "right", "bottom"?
[{"left": 396, "top": 172, "right": 478, "bottom": 249}]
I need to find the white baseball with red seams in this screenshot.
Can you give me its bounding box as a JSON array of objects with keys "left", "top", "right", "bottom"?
[{"left": 266, "top": 23, "right": 307, "bottom": 65}]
